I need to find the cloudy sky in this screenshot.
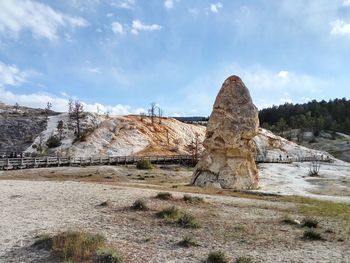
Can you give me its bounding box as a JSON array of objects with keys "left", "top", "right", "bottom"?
[{"left": 0, "top": 0, "right": 350, "bottom": 116}]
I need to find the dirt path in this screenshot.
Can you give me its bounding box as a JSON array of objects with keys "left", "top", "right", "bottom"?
[{"left": 0, "top": 180, "right": 349, "bottom": 263}]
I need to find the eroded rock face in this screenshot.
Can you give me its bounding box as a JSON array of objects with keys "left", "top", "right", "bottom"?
[{"left": 191, "top": 75, "right": 259, "bottom": 189}]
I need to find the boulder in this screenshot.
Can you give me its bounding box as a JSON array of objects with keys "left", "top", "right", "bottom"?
[{"left": 191, "top": 75, "right": 259, "bottom": 189}]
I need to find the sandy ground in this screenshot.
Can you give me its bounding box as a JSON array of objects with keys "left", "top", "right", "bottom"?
[{"left": 0, "top": 165, "right": 350, "bottom": 262}]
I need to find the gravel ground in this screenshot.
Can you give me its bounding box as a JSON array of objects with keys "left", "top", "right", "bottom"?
[{"left": 0, "top": 179, "right": 349, "bottom": 263}]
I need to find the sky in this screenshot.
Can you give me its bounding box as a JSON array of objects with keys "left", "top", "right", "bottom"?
[{"left": 0, "top": 0, "right": 350, "bottom": 116}]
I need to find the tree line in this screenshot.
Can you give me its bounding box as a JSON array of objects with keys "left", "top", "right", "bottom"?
[{"left": 259, "top": 98, "right": 350, "bottom": 135}]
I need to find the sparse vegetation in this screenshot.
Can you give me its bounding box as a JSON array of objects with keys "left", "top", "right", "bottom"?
[
  {"left": 46, "top": 135, "right": 61, "bottom": 148},
  {"left": 303, "top": 229, "right": 323, "bottom": 240},
  {"left": 178, "top": 235, "right": 198, "bottom": 248},
  {"left": 131, "top": 199, "right": 148, "bottom": 211},
  {"left": 302, "top": 218, "right": 319, "bottom": 228},
  {"left": 136, "top": 159, "right": 153, "bottom": 170},
  {"left": 177, "top": 212, "right": 200, "bottom": 228},
  {"left": 236, "top": 256, "right": 254, "bottom": 263},
  {"left": 156, "top": 192, "right": 173, "bottom": 200},
  {"left": 33, "top": 231, "right": 107, "bottom": 261},
  {"left": 156, "top": 206, "right": 181, "bottom": 219},
  {"left": 207, "top": 251, "right": 229, "bottom": 263},
  {"left": 183, "top": 194, "right": 204, "bottom": 204},
  {"left": 95, "top": 248, "right": 123, "bottom": 263}
]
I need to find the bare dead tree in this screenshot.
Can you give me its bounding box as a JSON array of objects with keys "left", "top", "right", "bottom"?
[
  {"left": 14, "top": 102, "right": 20, "bottom": 112},
  {"left": 68, "top": 100, "right": 84, "bottom": 138},
  {"left": 45, "top": 101, "right": 52, "bottom": 121},
  {"left": 148, "top": 102, "right": 157, "bottom": 125},
  {"left": 188, "top": 132, "right": 201, "bottom": 165},
  {"left": 309, "top": 156, "right": 321, "bottom": 176}
]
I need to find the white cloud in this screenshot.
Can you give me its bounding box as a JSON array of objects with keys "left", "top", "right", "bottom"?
[
  {"left": 131, "top": 20, "right": 162, "bottom": 35},
  {"left": 0, "top": 62, "right": 28, "bottom": 87},
  {"left": 210, "top": 2, "right": 223, "bottom": 13},
  {"left": 106, "top": 13, "right": 113, "bottom": 18},
  {"left": 0, "top": 87, "right": 139, "bottom": 115},
  {"left": 88, "top": 67, "right": 100, "bottom": 73},
  {"left": 0, "top": 0, "right": 87, "bottom": 40},
  {"left": 111, "top": 0, "right": 135, "bottom": 9},
  {"left": 343, "top": 0, "right": 350, "bottom": 7},
  {"left": 330, "top": 19, "right": 350, "bottom": 36},
  {"left": 111, "top": 21, "right": 124, "bottom": 34},
  {"left": 277, "top": 70, "right": 289, "bottom": 78},
  {"left": 164, "top": 0, "right": 174, "bottom": 9}
]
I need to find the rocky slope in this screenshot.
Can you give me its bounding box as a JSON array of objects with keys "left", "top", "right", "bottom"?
[{"left": 0, "top": 103, "right": 56, "bottom": 153}]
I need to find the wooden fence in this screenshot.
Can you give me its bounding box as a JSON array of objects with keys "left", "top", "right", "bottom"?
[
  {"left": 0, "top": 154, "right": 332, "bottom": 171},
  {"left": 0, "top": 155, "right": 194, "bottom": 170}
]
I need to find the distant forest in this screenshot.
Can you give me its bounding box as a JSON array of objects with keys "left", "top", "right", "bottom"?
[{"left": 259, "top": 98, "right": 350, "bottom": 135}]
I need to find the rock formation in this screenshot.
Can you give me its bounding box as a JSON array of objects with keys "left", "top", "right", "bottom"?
[{"left": 191, "top": 75, "right": 259, "bottom": 189}]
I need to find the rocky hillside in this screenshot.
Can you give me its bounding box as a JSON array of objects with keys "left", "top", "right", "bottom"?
[
  {"left": 24, "top": 113, "right": 206, "bottom": 157},
  {"left": 0, "top": 103, "right": 57, "bottom": 153}
]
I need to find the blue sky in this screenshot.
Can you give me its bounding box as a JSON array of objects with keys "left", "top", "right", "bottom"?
[{"left": 0, "top": 0, "right": 350, "bottom": 116}]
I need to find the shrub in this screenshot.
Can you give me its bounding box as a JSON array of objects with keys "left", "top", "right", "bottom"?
[
  {"left": 183, "top": 194, "right": 204, "bottom": 204},
  {"left": 178, "top": 235, "right": 198, "bottom": 248},
  {"left": 207, "top": 251, "right": 229, "bottom": 263},
  {"left": 236, "top": 256, "right": 254, "bottom": 263},
  {"left": 303, "top": 229, "right": 323, "bottom": 240},
  {"left": 302, "top": 218, "right": 319, "bottom": 228},
  {"left": 156, "top": 192, "right": 173, "bottom": 200},
  {"left": 136, "top": 159, "right": 153, "bottom": 170},
  {"left": 95, "top": 248, "right": 123, "bottom": 263},
  {"left": 156, "top": 206, "right": 181, "bottom": 220},
  {"left": 177, "top": 213, "right": 200, "bottom": 228},
  {"left": 52, "top": 231, "right": 105, "bottom": 261},
  {"left": 131, "top": 199, "right": 148, "bottom": 211},
  {"left": 46, "top": 135, "right": 61, "bottom": 148}
]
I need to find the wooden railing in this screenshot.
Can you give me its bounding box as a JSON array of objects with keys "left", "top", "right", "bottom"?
[
  {"left": 0, "top": 155, "right": 195, "bottom": 170},
  {"left": 0, "top": 154, "right": 333, "bottom": 171}
]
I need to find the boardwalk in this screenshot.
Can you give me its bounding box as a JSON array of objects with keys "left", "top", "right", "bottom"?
[
  {"left": 0, "top": 155, "right": 194, "bottom": 170},
  {"left": 0, "top": 154, "right": 332, "bottom": 171}
]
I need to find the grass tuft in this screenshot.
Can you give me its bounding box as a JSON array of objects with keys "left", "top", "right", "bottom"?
[
  {"left": 303, "top": 229, "right": 323, "bottom": 241},
  {"left": 156, "top": 206, "right": 181, "bottom": 219},
  {"left": 177, "top": 212, "right": 200, "bottom": 229},
  {"left": 177, "top": 235, "right": 198, "bottom": 248},
  {"left": 156, "top": 192, "right": 173, "bottom": 200},
  {"left": 136, "top": 159, "right": 153, "bottom": 170},
  {"left": 302, "top": 218, "right": 319, "bottom": 228},
  {"left": 207, "top": 251, "right": 229, "bottom": 263},
  {"left": 131, "top": 199, "right": 149, "bottom": 211},
  {"left": 183, "top": 194, "right": 204, "bottom": 204},
  {"left": 95, "top": 247, "right": 123, "bottom": 263}
]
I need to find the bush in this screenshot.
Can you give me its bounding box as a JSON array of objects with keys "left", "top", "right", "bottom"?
[
  {"left": 303, "top": 229, "right": 323, "bottom": 240},
  {"left": 156, "top": 192, "right": 173, "bottom": 200},
  {"left": 46, "top": 135, "right": 61, "bottom": 148},
  {"left": 207, "top": 251, "right": 229, "bottom": 263},
  {"left": 302, "top": 218, "right": 319, "bottom": 228},
  {"left": 38, "top": 231, "right": 106, "bottom": 261},
  {"left": 32, "top": 234, "right": 53, "bottom": 250},
  {"left": 178, "top": 235, "right": 198, "bottom": 248},
  {"left": 177, "top": 213, "right": 200, "bottom": 228},
  {"left": 136, "top": 159, "right": 153, "bottom": 170},
  {"left": 95, "top": 248, "right": 123, "bottom": 263},
  {"left": 183, "top": 194, "right": 204, "bottom": 204},
  {"left": 156, "top": 206, "right": 181, "bottom": 219},
  {"left": 236, "top": 256, "right": 254, "bottom": 263},
  {"left": 131, "top": 199, "right": 148, "bottom": 211}
]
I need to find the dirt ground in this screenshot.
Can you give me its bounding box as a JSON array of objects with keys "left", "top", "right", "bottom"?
[{"left": 0, "top": 166, "right": 349, "bottom": 263}]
